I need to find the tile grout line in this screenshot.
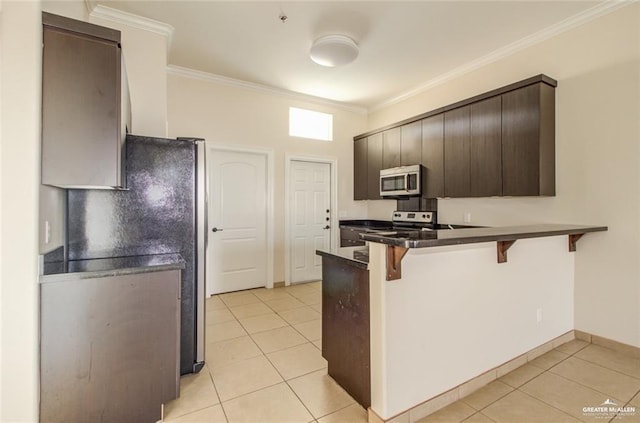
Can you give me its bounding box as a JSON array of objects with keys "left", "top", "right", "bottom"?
[
  {"left": 513, "top": 380, "right": 586, "bottom": 423},
  {"left": 513, "top": 347, "right": 640, "bottom": 422},
  {"left": 463, "top": 338, "right": 589, "bottom": 418},
  {"left": 206, "top": 297, "right": 233, "bottom": 423},
  {"left": 207, "top": 370, "right": 230, "bottom": 423},
  {"left": 528, "top": 349, "right": 572, "bottom": 372},
  {"left": 220, "top": 289, "right": 327, "bottom": 419},
  {"left": 461, "top": 383, "right": 514, "bottom": 417},
  {"left": 462, "top": 410, "right": 497, "bottom": 423},
  {"left": 201, "top": 285, "right": 356, "bottom": 423},
  {"left": 613, "top": 386, "right": 640, "bottom": 423},
  {"left": 545, "top": 365, "right": 636, "bottom": 405},
  {"left": 282, "top": 375, "right": 317, "bottom": 421},
  {"left": 210, "top": 292, "right": 289, "bottom": 416},
  {"left": 570, "top": 352, "right": 640, "bottom": 381},
  {"left": 256, "top": 285, "right": 326, "bottom": 423},
  {"left": 557, "top": 354, "right": 640, "bottom": 382}
]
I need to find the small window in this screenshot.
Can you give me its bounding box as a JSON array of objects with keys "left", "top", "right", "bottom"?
[{"left": 289, "top": 107, "right": 333, "bottom": 141}]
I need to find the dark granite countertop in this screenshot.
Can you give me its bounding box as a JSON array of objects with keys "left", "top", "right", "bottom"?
[
  {"left": 360, "top": 224, "right": 607, "bottom": 248},
  {"left": 339, "top": 220, "right": 393, "bottom": 230},
  {"left": 40, "top": 253, "right": 186, "bottom": 283},
  {"left": 316, "top": 247, "right": 369, "bottom": 269}
]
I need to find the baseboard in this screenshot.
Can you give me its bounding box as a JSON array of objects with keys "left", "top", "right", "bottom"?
[
  {"left": 367, "top": 330, "right": 640, "bottom": 423},
  {"left": 575, "top": 330, "right": 640, "bottom": 359}
]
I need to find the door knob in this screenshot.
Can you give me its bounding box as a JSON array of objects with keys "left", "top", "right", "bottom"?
[
  {"left": 323, "top": 225, "right": 330, "bottom": 230},
  {"left": 211, "top": 227, "right": 224, "bottom": 233}
]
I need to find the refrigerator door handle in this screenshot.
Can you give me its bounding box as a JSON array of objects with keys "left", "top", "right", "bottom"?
[{"left": 194, "top": 139, "right": 207, "bottom": 372}]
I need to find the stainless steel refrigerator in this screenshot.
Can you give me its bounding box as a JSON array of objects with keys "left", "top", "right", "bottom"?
[{"left": 67, "top": 135, "right": 207, "bottom": 374}]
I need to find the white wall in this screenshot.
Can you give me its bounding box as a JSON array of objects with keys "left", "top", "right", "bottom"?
[
  {"left": 0, "top": 1, "right": 41, "bottom": 420},
  {"left": 90, "top": 11, "right": 168, "bottom": 138},
  {"left": 167, "top": 73, "right": 368, "bottom": 282},
  {"left": 367, "top": 5, "right": 640, "bottom": 347}
]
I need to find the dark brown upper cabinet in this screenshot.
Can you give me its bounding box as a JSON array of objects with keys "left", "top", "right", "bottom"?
[
  {"left": 502, "top": 82, "right": 555, "bottom": 196},
  {"left": 470, "top": 96, "right": 502, "bottom": 197},
  {"left": 400, "top": 121, "right": 422, "bottom": 165},
  {"left": 445, "top": 97, "right": 502, "bottom": 198},
  {"left": 41, "top": 12, "right": 127, "bottom": 189},
  {"left": 353, "top": 75, "right": 556, "bottom": 200},
  {"left": 353, "top": 138, "right": 368, "bottom": 200},
  {"left": 444, "top": 106, "right": 471, "bottom": 197},
  {"left": 382, "top": 127, "right": 401, "bottom": 169},
  {"left": 421, "top": 114, "right": 445, "bottom": 198},
  {"left": 367, "top": 133, "right": 383, "bottom": 200}
]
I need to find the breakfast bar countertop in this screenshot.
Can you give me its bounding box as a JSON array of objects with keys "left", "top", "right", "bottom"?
[
  {"left": 316, "top": 246, "right": 369, "bottom": 269},
  {"left": 359, "top": 223, "right": 608, "bottom": 249}
]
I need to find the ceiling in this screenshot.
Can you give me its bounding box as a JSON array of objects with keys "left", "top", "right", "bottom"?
[{"left": 94, "top": 1, "right": 608, "bottom": 111}]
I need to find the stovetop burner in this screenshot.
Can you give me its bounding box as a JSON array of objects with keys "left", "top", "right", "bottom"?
[{"left": 360, "top": 211, "right": 436, "bottom": 236}]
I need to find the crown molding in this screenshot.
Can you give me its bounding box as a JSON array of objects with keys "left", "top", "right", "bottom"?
[
  {"left": 167, "top": 65, "right": 368, "bottom": 115},
  {"left": 370, "top": 0, "right": 635, "bottom": 113},
  {"left": 89, "top": 4, "right": 174, "bottom": 49}
]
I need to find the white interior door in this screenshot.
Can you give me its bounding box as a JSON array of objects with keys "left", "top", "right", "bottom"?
[
  {"left": 208, "top": 150, "right": 268, "bottom": 295},
  {"left": 289, "top": 160, "right": 331, "bottom": 283}
]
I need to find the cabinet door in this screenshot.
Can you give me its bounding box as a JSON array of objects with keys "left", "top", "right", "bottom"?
[
  {"left": 401, "top": 121, "right": 422, "bottom": 165},
  {"left": 353, "top": 138, "right": 368, "bottom": 200},
  {"left": 340, "top": 228, "right": 366, "bottom": 247},
  {"left": 421, "top": 114, "right": 444, "bottom": 198},
  {"left": 322, "top": 256, "right": 371, "bottom": 408},
  {"left": 382, "top": 127, "right": 401, "bottom": 169},
  {"left": 444, "top": 106, "right": 471, "bottom": 197},
  {"left": 42, "top": 24, "right": 123, "bottom": 188},
  {"left": 40, "top": 270, "right": 180, "bottom": 423},
  {"left": 502, "top": 83, "right": 555, "bottom": 196},
  {"left": 367, "top": 132, "right": 383, "bottom": 200},
  {"left": 470, "top": 96, "right": 502, "bottom": 197}
]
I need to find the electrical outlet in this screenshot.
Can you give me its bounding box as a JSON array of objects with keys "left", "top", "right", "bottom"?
[
  {"left": 463, "top": 212, "right": 471, "bottom": 223},
  {"left": 536, "top": 308, "right": 543, "bottom": 323},
  {"left": 45, "top": 220, "right": 51, "bottom": 244}
]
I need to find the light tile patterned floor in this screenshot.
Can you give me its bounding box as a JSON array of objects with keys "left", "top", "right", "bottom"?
[
  {"left": 417, "top": 340, "right": 640, "bottom": 423},
  {"left": 164, "top": 282, "right": 640, "bottom": 423},
  {"left": 163, "top": 281, "right": 369, "bottom": 423}
]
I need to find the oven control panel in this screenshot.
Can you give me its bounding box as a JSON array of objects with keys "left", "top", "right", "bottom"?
[{"left": 392, "top": 211, "right": 434, "bottom": 224}]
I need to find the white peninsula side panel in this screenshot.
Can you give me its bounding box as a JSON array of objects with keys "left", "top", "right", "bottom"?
[{"left": 368, "top": 236, "right": 574, "bottom": 419}]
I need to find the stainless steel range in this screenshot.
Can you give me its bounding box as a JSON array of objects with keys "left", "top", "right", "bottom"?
[
  {"left": 367, "top": 211, "right": 442, "bottom": 235},
  {"left": 343, "top": 212, "right": 474, "bottom": 262}
]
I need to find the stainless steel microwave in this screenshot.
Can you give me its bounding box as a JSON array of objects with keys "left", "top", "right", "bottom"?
[{"left": 380, "top": 165, "right": 422, "bottom": 197}]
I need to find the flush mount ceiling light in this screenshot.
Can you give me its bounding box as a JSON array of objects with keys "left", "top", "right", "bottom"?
[{"left": 310, "top": 34, "right": 359, "bottom": 67}]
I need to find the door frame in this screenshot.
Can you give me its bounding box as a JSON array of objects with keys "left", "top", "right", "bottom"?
[
  {"left": 284, "top": 154, "right": 338, "bottom": 286},
  {"left": 208, "top": 144, "right": 275, "bottom": 289}
]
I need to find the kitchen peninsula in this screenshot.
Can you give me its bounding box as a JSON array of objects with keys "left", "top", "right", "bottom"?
[{"left": 317, "top": 223, "right": 607, "bottom": 422}]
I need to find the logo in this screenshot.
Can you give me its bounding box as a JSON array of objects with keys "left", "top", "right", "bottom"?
[{"left": 582, "top": 399, "right": 637, "bottom": 420}]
